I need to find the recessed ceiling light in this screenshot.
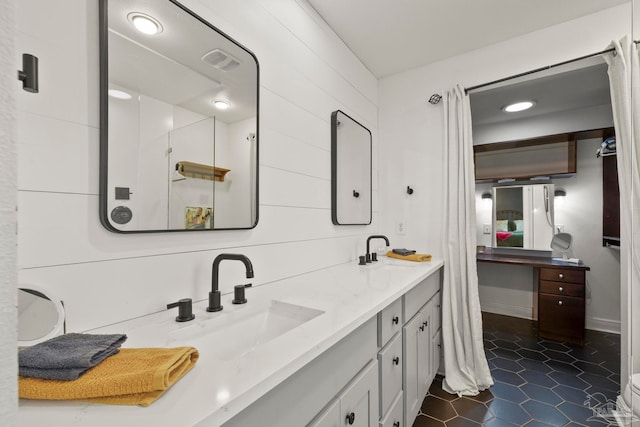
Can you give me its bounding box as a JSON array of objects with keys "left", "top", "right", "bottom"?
[
  {"left": 212, "top": 99, "right": 230, "bottom": 110},
  {"left": 108, "top": 89, "right": 132, "bottom": 100},
  {"left": 503, "top": 101, "right": 535, "bottom": 113},
  {"left": 127, "top": 12, "right": 163, "bottom": 35}
]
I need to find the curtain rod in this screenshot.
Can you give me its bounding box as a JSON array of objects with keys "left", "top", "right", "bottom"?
[{"left": 465, "top": 47, "right": 616, "bottom": 94}]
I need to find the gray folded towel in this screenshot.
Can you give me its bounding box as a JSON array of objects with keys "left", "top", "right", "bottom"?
[{"left": 19, "top": 333, "right": 127, "bottom": 380}]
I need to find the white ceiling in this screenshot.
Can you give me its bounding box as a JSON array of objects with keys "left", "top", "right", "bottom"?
[{"left": 306, "top": 0, "right": 629, "bottom": 78}]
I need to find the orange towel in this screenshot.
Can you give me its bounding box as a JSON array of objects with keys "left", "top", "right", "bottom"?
[
  {"left": 386, "top": 251, "right": 432, "bottom": 262},
  {"left": 19, "top": 347, "right": 198, "bottom": 407}
]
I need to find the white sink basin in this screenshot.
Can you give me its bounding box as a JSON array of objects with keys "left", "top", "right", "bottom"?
[{"left": 169, "top": 300, "right": 324, "bottom": 361}]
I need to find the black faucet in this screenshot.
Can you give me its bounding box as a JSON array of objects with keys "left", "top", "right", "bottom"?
[
  {"left": 366, "top": 235, "right": 390, "bottom": 263},
  {"left": 207, "top": 254, "right": 254, "bottom": 312}
]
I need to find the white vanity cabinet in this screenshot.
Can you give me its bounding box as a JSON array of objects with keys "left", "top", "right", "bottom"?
[
  {"left": 402, "top": 271, "right": 442, "bottom": 427},
  {"left": 222, "top": 267, "right": 442, "bottom": 427},
  {"left": 377, "top": 269, "right": 442, "bottom": 427}
]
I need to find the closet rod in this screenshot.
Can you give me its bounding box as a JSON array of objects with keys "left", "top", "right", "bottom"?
[{"left": 465, "top": 47, "right": 615, "bottom": 94}]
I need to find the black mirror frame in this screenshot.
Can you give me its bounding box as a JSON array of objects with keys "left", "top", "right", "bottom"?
[
  {"left": 98, "top": 0, "right": 260, "bottom": 233},
  {"left": 331, "top": 110, "right": 372, "bottom": 226}
]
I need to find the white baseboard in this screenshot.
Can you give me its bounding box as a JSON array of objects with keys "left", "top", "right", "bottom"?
[
  {"left": 587, "top": 317, "right": 621, "bottom": 334},
  {"left": 480, "top": 302, "right": 533, "bottom": 320}
]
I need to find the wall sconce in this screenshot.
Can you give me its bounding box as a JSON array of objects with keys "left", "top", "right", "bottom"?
[
  {"left": 17, "top": 53, "right": 39, "bottom": 93},
  {"left": 481, "top": 192, "right": 492, "bottom": 207},
  {"left": 554, "top": 189, "right": 566, "bottom": 206}
]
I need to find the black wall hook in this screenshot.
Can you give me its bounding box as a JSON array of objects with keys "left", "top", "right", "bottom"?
[
  {"left": 17, "top": 53, "right": 39, "bottom": 93},
  {"left": 407, "top": 186, "right": 414, "bottom": 195},
  {"left": 353, "top": 190, "right": 360, "bottom": 198}
]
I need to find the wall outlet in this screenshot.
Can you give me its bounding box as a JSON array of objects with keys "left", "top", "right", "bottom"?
[
  {"left": 556, "top": 224, "right": 565, "bottom": 233},
  {"left": 483, "top": 224, "right": 491, "bottom": 234},
  {"left": 396, "top": 221, "right": 406, "bottom": 235}
]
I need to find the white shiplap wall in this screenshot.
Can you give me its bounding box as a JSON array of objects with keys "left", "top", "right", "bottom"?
[
  {"left": 16, "top": 0, "right": 378, "bottom": 332},
  {"left": 1, "top": 0, "right": 17, "bottom": 422}
]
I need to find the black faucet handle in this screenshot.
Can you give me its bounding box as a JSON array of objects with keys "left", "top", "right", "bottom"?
[
  {"left": 207, "top": 290, "right": 223, "bottom": 312},
  {"left": 232, "top": 283, "right": 252, "bottom": 304},
  {"left": 167, "top": 298, "right": 195, "bottom": 322}
]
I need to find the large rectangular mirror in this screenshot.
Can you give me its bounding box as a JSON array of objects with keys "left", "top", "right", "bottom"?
[
  {"left": 493, "top": 184, "right": 555, "bottom": 251},
  {"left": 331, "top": 110, "right": 372, "bottom": 225},
  {"left": 99, "top": 0, "right": 259, "bottom": 232}
]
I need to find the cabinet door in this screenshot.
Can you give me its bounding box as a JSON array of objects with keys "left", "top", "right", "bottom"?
[
  {"left": 340, "top": 360, "right": 379, "bottom": 427},
  {"left": 403, "top": 309, "right": 430, "bottom": 426},
  {"left": 308, "top": 399, "right": 340, "bottom": 427}
]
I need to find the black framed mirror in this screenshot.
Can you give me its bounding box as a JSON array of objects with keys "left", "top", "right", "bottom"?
[
  {"left": 99, "top": 0, "right": 259, "bottom": 232},
  {"left": 331, "top": 110, "right": 372, "bottom": 225}
]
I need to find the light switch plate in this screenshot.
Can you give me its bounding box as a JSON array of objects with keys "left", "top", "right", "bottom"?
[{"left": 483, "top": 224, "right": 491, "bottom": 234}]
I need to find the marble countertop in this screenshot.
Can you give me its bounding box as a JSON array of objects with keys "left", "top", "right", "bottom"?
[{"left": 18, "top": 257, "right": 443, "bottom": 426}]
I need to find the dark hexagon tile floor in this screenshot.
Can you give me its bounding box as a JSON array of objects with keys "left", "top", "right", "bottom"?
[{"left": 412, "top": 312, "right": 620, "bottom": 427}]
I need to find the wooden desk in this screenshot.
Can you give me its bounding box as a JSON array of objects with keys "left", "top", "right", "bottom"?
[{"left": 477, "top": 253, "right": 590, "bottom": 345}]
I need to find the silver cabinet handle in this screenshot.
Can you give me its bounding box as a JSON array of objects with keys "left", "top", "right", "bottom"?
[
  {"left": 559, "top": 287, "right": 564, "bottom": 293},
  {"left": 559, "top": 273, "right": 564, "bottom": 279},
  {"left": 558, "top": 300, "right": 563, "bottom": 306}
]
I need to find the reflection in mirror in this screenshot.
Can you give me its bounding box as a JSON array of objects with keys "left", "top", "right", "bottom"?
[
  {"left": 18, "top": 287, "right": 65, "bottom": 346},
  {"left": 493, "top": 184, "right": 554, "bottom": 251},
  {"left": 331, "top": 110, "right": 372, "bottom": 225},
  {"left": 550, "top": 232, "right": 573, "bottom": 260},
  {"left": 100, "top": 0, "right": 259, "bottom": 232}
]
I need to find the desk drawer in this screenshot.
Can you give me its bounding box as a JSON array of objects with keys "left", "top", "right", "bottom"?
[
  {"left": 539, "top": 280, "right": 584, "bottom": 297},
  {"left": 539, "top": 268, "right": 585, "bottom": 284},
  {"left": 538, "top": 293, "right": 584, "bottom": 342}
]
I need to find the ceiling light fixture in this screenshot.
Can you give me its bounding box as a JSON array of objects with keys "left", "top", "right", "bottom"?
[
  {"left": 108, "top": 89, "right": 132, "bottom": 100},
  {"left": 503, "top": 101, "right": 535, "bottom": 113},
  {"left": 127, "top": 12, "right": 163, "bottom": 35},
  {"left": 212, "top": 99, "right": 230, "bottom": 110}
]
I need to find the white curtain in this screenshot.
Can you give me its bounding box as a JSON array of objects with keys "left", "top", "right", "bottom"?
[
  {"left": 441, "top": 85, "right": 493, "bottom": 396},
  {"left": 605, "top": 37, "right": 640, "bottom": 398}
]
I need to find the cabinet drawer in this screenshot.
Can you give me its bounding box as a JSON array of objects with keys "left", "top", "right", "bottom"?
[
  {"left": 379, "top": 391, "right": 403, "bottom": 427},
  {"left": 539, "top": 280, "right": 584, "bottom": 297},
  {"left": 539, "top": 268, "right": 585, "bottom": 284},
  {"left": 378, "top": 333, "right": 402, "bottom": 417},
  {"left": 538, "top": 294, "right": 584, "bottom": 339},
  {"left": 378, "top": 298, "right": 403, "bottom": 347},
  {"left": 404, "top": 269, "right": 441, "bottom": 321}
]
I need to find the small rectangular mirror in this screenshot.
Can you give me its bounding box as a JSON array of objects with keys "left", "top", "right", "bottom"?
[
  {"left": 99, "top": 0, "right": 259, "bottom": 232},
  {"left": 493, "top": 184, "right": 555, "bottom": 250},
  {"left": 331, "top": 110, "right": 372, "bottom": 225}
]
